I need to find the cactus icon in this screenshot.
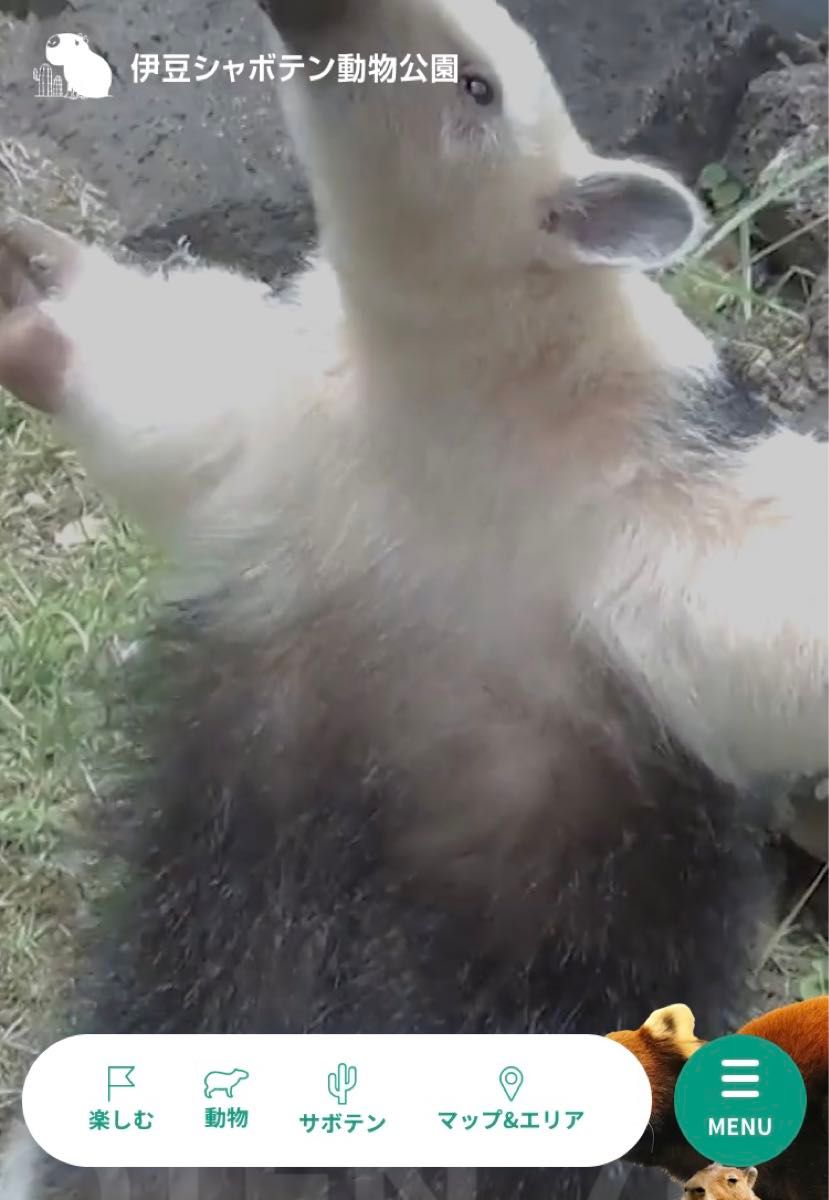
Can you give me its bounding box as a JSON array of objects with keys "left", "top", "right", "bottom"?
[{"left": 327, "top": 1062, "right": 358, "bottom": 1106}]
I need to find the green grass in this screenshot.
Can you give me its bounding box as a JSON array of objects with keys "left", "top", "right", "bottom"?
[
  {"left": 0, "top": 396, "right": 153, "bottom": 1115},
  {"left": 665, "top": 154, "right": 828, "bottom": 331}
]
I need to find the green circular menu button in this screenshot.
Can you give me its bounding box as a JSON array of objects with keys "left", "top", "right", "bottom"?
[{"left": 674, "top": 1033, "right": 807, "bottom": 1166}]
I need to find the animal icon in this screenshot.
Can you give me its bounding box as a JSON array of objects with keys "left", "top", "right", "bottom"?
[
  {"left": 44, "top": 33, "right": 112, "bottom": 99},
  {"left": 203, "top": 1068, "right": 249, "bottom": 1099}
]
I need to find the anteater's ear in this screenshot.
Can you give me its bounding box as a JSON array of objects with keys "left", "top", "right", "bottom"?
[
  {"left": 544, "top": 158, "right": 707, "bottom": 271},
  {"left": 743, "top": 1167, "right": 759, "bottom": 1188}
]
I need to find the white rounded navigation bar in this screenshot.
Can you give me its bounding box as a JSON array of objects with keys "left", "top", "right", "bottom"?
[{"left": 23, "top": 1035, "right": 651, "bottom": 1169}]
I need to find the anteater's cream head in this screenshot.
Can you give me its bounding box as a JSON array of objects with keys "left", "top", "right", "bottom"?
[{"left": 260, "top": 0, "right": 706, "bottom": 293}]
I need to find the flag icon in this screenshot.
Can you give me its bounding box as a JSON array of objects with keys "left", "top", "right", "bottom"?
[{"left": 107, "top": 1065, "right": 136, "bottom": 1102}]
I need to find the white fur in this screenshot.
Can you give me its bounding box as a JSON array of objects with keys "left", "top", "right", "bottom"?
[
  {"left": 584, "top": 428, "right": 828, "bottom": 781},
  {"left": 16, "top": 0, "right": 829, "bottom": 789}
]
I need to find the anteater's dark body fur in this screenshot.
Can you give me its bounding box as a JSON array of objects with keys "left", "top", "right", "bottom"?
[{"left": 37, "top": 512, "right": 774, "bottom": 1199}]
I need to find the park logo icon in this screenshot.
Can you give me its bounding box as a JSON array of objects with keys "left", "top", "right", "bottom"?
[{"left": 33, "top": 33, "right": 112, "bottom": 99}]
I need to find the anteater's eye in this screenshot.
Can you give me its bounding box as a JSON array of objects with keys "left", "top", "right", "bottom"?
[{"left": 461, "top": 72, "right": 496, "bottom": 106}]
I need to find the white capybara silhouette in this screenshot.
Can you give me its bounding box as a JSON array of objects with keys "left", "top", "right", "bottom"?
[
  {"left": 44, "top": 33, "right": 112, "bottom": 98},
  {"left": 203, "top": 1068, "right": 250, "bottom": 1100}
]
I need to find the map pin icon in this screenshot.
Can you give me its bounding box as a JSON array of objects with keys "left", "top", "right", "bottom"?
[{"left": 499, "top": 1066, "right": 524, "bottom": 1103}]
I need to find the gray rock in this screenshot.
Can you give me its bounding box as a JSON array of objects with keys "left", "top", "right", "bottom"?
[
  {"left": 0, "top": 1, "right": 71, "bottom": 16},
  {"left": 0, "top": 0, "right": 818, "bottom": 279},
  {"left": 795, "top": 269, "right": 829, "bottom": 437},
  {"left": 807, "top": 269, "right": 828, "bottom": 379},
  {"left": 727, "top": 63, "right": 828, "bottom": 270},
  {"left": 720, "top": 269, "right": 828, "bottom": 439},
  {"left": 0, "top": 0, "right": 317, "bottom": 281},
  {"left": 752, "top": 0, "right": 827, "bottom": 40}
]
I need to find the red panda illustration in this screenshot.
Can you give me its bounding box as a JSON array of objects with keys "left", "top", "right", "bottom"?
[{"left": 607, "top": 996, "right": 829, "bottom": 1200}]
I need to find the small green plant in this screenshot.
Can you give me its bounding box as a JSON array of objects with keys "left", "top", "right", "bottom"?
[
  {"left": 799, "top": 955, "right": 828, "bottom": 1001},
  {"left": 669, "top": 154, "right": 829, "bottom": 326},
  {"left": 698, "top": 162, "right": 744, "bottom": 213}
]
